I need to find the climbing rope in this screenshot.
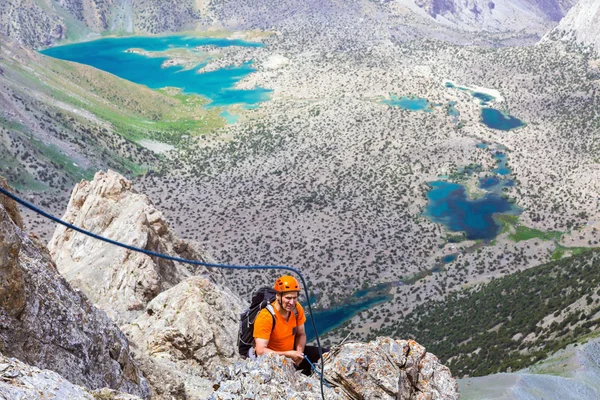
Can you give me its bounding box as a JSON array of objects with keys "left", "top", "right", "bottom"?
[
  {"left": 0, "top": 185, "right": 327, "bottom": 399},
  {"left": 304, "top": 355, "right": 330, "bottom": 388}
]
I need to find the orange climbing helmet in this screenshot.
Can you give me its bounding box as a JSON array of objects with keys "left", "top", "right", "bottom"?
[{"left": 274, "top": 275, "right": 300, "bottom": 293}]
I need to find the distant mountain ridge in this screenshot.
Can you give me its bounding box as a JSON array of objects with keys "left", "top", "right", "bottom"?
[{"left": 0, "top": 0, "right": 577, "bottom": 49}]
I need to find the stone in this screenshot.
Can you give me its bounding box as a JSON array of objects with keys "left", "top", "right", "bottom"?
[
  {"left": 210, "top": 337, "right": 460, "bottom": 399},
  {"left": 0, "top": 186, "right": 150, "bottom": 398},
  {"left": 48, "top": 170, "right": 223, "bottom": 325},
  {"left": 322, "top": 337, "right": 460, "bottom": 400},
  {"left": 0, "top": 353, "right": 142, "bottom": 400},
  {"left": 122, "top": 276, "right": 243, "bottom": 399},
  {"left": 210, "top": 352, "right": 340, "bottom": 399}
]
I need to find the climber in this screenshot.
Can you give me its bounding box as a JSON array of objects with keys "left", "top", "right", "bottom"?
[{"left": 253, "top": 275, "right": 326, "bottom": 375}]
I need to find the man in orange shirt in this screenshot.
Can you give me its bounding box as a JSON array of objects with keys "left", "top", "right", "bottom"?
[{"left": 253, "top": 275, "right": 324, "bottom": 375}]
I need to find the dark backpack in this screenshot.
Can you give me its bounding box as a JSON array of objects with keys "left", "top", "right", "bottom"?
[{"left": 238, "top": 287, "right": 298, "bottom": 358}]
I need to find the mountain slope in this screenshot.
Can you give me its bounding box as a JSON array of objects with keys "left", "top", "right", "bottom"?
[
  {"left": 372, "top": 248, "right": 600, "bottom": 377},
  {"left": 0, "top": 0, "right": 576, "bottom": 48},
  {"left": 546, "top": 0, "right": 600, "bottom": 53}
]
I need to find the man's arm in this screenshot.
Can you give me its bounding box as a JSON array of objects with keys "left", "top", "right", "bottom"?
[
  {"left": 295, "top": 324, "right": 306, "bottom": 353},
  {"left": 255, "top": 338, "right": 304, "bottom": 365}
]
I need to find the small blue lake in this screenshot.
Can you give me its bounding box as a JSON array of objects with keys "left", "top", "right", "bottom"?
[
  {"left": 383, "top": 95, "right": 431, "bottom": 111},
  {"left": 493, "top": 152, "right": 511, "bottom": 175},
  {"left": 304, "top": 284, "right": 392, "bottom": 342},
  {"left": 424, "top": 181, "right": 521, "bottom": 240},
  {"left": 442, "top": 253, "right": 458, "bottom": 264},
  {"left": 40, "top": 35, "right": 272, "bottom": 107},
  {"left": 481, "top": 108, "right": 525, "bottom": 131},
  {"left": 473, "top": 92, "right": 494, "bottom": 104},
  {"left": 476, "top": 143, "right": 489, "bottom": 149}
]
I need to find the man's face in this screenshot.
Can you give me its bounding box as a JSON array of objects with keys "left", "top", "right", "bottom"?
[{"left": 279, "top": 292, "right": 299, "bottom": 311}]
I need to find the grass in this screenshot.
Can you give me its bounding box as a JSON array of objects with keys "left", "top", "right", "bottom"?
[
  {"left": 552, "top": 245, "right": 595, "bottom": 260},
  {"left": 497, "top": 214, "right": 564, "bottom": 243}
]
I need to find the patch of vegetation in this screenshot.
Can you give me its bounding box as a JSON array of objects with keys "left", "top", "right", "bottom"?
[
  {"left": 497, "top": 215, "right": 564, "bottom": 242},
  {"left": 371, "top": 249, "right": 600, "bottom": 377}
]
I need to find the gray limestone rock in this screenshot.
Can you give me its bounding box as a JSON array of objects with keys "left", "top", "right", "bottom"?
[
  {"left": 210, "top": 352, "right": 341, "bottom": 399},
  {"left": 0, "top": 353, "right": 142, "bottom": 400},
  {"left": 48, "top": 169, "right": 221, "bottom": 325},
  {"left": 0, "top": 183, "right": 150, "bottom": 398},
  {"left": 323, "top": 337, "right": 460, "bottom": 399},
  {"left": 122, "top": 276, "right": 242, "bottom": 399},
  {"left": 210, "top": 337, "right": 460, "bottom": 399}
]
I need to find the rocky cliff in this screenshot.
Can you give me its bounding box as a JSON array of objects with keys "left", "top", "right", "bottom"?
[
  {"left": 546, "top": 0, "right": 600, "bottom": 53},
  {"left": 48, "top": 169, "right": 225, "bottom": 325},
  {"left": 0, "top": 177, "right": 150, "bottom": 398},
  {"left": 48, "top": 170, "right": 243, "bottom": 398}
]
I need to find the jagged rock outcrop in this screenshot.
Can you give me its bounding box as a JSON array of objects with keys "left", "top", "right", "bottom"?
[
  {"left": 324, "top": 337, "right": 460, "bottom": 399},
  {"left": 545, "top": 0, "right": 600, "bottom": 53},
  {"left": 0, "top": 354, "right": 142, "bottom": 400},
  {"left": 48, "top": 169, "right": 222, "bottom": 325},
  {"left": 0, "top": 179, "right": 150, "bottom": 398},
  {"left": 211, "top": 337, "right": 460, "bottom": 399},
  {"left": 122, "top": 276, "right": 242, "bottom": 399},
  {"left": 210, "top": 352, "right": 339, "bottom": 399},
  {"left": 48, "top": 170, "right": 243, "bottom": 399}
]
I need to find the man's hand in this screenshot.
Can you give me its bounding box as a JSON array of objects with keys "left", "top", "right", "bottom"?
[{"left": 285, "top": 350, "right": 305, "bottom": 366}]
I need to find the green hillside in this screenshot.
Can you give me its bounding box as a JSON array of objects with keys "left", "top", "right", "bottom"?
[{"left": 373, "top": 248, "right": 600, "bottom": 377}]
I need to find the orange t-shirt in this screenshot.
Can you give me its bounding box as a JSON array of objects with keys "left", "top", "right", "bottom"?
[{"left": 253, "top": 302, "right": 307, "bottom": 352}]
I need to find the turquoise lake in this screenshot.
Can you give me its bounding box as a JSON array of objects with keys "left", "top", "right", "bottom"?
[
  {"left": 442, "top": 254, "right": 458, "bottom": 264},
  {"left": 304, "top": 284, "right": 392, "bottom": 342},
  {"left": 481, "top": 108, "right": 525, "bottom": 131},
  {"left": 40, "top": 36, "right": 272, "bottom": 107},
  {"left": 424, "top": 181, "right": 520, "bottom": 240},
  {"left": 383, "top": 95, "right": 431, "bottom": 111}
]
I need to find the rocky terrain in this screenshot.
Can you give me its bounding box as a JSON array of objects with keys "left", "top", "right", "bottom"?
[
  {"left": 547, "top": 0, "right": 600, "bottom": 52},
  {"left": 0, "top": 176, "right": 150, "bottom": 398},
  {"left": 1, "top": 0, "right": 600, "bottom": 388},
  {"left": 459, "top": 334, "right": 600, "bottom": 399},
  {"left": 1, "top": 173, "right": 460, "bottom": 399}
]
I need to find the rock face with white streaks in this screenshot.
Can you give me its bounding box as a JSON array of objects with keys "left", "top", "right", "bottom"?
[
  {"left": 0, "top": 178, "right": 150, "bottom": 398},
  {"left": 211, "top": 337, "right": 460, "bottom": 399},
  {"left": 48, "top": 169, "right": 221, "bottom": 325}
]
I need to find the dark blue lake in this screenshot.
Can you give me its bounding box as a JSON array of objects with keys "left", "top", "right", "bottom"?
[
  {"left": 442, "top": 254, "right": 458, "bottom": 263},
  {"left": 424, "top": 181, "right": 520, "bottom": 240},
  {"left": 40, "top": 35, "right": 271, "bottom": 107},
  {"left": 479, "top": 176, "right": 501, "bottom": 189},
  {"left": 304, "top": 284, "right": 392, "bottom": 342},
  {"left": 481, "top": 108, "right": 525, "bottom": 131}
]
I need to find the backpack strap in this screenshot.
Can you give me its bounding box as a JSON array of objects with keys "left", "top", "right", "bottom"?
[
  {"left": 266, "top": 303, "right": 276, "bottom": 331},
  {"left": 265, "top": 303, "right": 299, "bottom": 332}
]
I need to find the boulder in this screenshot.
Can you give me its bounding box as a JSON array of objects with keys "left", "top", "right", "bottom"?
[
  {"left": 210, "top": 337, "right": 460, "bottom": 399},
  {"left": 0, "top": 181, "right": 150, "bottom": 398},
  {"left": 210, "top": 352, "right": 339, "bottom": 399},
  {"left": 0, "top": 353, "right": 142, "bottom": 400},
  {"left": 48, "top": 170, "right": 222, "bottom": 325},
  {"left": 324, "top": 337, "right": 460, "bottom": 400},
  {"left": 122, "top": 276, "right": 242, "bottom": 399}
]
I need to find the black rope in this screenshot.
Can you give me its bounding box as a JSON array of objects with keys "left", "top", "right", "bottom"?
[{"left": 0, "top": 185, "right": 327, "bottom": 399}]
